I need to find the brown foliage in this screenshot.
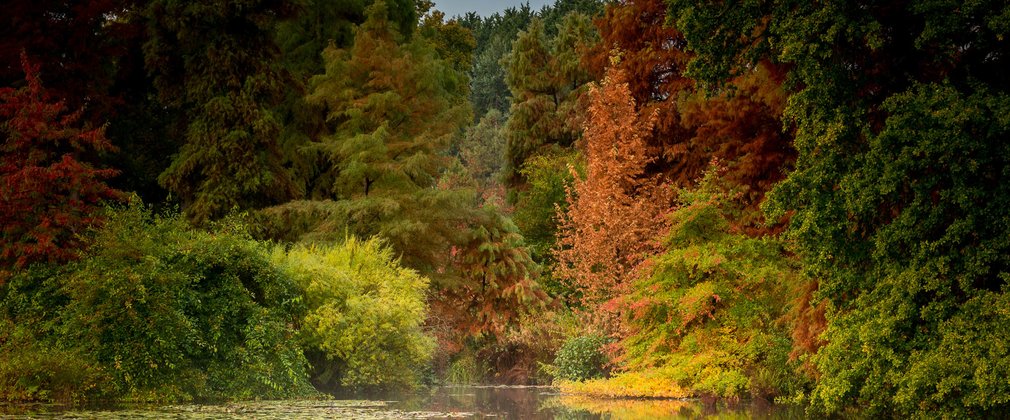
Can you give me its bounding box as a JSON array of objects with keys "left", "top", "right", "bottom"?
[
  {"left": 586, "top": 0, "right": 795, "bottom": 216},
  {"left": 786, "top": 278, "right": 827, "bottom": 377},
  {"left": 554, "top": 63, "right": 675, "bottom": 311},
  {"left": 585, "top": 0, "right": 693, "bottom": 178}
]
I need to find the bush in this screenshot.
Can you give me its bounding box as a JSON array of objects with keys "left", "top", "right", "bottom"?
[
  {"left": 273, "top": 237, "right": 434, "bottom": 391},
  {"left": 512, "top": 151, "right": 582, "bottom": 301},
  {"left": 553, "top": 334, "right": 608, "bottom": 382},
  {"left": 618, "top": 173, "right": 809, "bottom": 400},
  {"left": 0, "top": 204, "right": 315, "bottom": 402}
]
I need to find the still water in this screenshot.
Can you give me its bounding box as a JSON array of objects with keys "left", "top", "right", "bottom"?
[{"left": 1, "top": 386, "right": 804, "bottom": 419}]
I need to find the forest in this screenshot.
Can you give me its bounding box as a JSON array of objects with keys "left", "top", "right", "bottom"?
[{"left": 1, "top": 0, "right": 1008, "bottom": 417}]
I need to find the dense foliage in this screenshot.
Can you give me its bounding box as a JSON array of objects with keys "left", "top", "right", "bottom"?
[
  {"left": 145, "top": 0, "right": 299, "bottom": 223},
  {"left": 2, "top": 0, "right": 1008, "bottom": 413},
  {"left": 0, "top": 205, "right": 313, "bottom": 402},
  {"left": 0, "top": 56, "right": 121, "bottom": 270},
  {"left": 552, "top": 334, "right": 608, "bottom": 382},
  {"left": 273, "top": 238, "right": 433, "bottom": 390},
  {"left": 554, "top": 63, "right": 673, "bottom": 311},
  {"left": 621, "top": 171, "right": 806, "bottom": 399},
  {"left": 669, "top": 0, "right": 1010, "bottom": 416}
]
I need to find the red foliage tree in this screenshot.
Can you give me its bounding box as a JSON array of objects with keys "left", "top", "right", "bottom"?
[
  {"left": 554, "top": 63, "right": 675, "bottom": 312},
  {"left": 0, "top": 54, "right": 121, "bottom": 270}
]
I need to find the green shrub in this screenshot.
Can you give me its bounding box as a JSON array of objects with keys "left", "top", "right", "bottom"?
[
  {"left": 553, "top": 334, "right": 608, "bottom": 382},
  {"left": 0, "top": 204, "right": 315, "bottom": 402},
  {"left": 445, "top": 351, "right": 488, "bottom": 385},
  {"left": 273, "top": 237, "right": 434, "bottom": 390},
  {"left": 620, "top": 174, "right": 809, "bottom": 399}
]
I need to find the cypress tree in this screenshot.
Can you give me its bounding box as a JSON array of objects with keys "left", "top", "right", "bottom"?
[
  {"left": 145, "top": 0, "right": 298, "bottom": 223},
  {"left": 264, "top": 0, "right": 473, "bottom": 274}
]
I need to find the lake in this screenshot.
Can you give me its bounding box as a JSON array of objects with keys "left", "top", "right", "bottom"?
[{"left": 0, "top": 386, "right": 805, "bottom": 419}]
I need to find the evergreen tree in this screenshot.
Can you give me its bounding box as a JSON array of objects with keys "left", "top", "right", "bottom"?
[
  {"left": 144, "top": 0, "right": 298, "bottom": 223},
  {"left": 502, "top": 16, "right": 595, "bottom": 189},
  {"left": 264, "top": 0, "right": 473, "bottom": 274},
  {"left": 458, "top": 109, "right": 508, "bottom": 206},
  {"left": 469, "top": 36, "right": 514, "bottom": 118}
]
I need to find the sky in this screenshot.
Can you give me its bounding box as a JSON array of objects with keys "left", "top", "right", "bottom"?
[{"left": 433, "top": 0, "right": 553, "bottom": 18}]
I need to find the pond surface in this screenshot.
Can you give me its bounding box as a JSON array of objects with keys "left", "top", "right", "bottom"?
[{"left": 0, "top": 386, "right": 804, "bottom": 419}]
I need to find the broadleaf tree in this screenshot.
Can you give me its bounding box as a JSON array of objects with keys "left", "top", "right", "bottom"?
[{"left": 0, "top": 55, "right": 121, "bottom": 271}]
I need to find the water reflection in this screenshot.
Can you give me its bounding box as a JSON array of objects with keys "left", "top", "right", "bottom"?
[{"left": 0, "top": 386, "right": 805, "bottom": 419}]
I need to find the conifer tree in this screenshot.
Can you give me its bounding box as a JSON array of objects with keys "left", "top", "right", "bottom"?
[
  {"left": 503, "top": 16, "right": 595, "bottom": 189},
  {"left": 304, "top": 0, "right": 469, "bottom": 200},
  {"left": 144, "top": 0, "right": 298, "bottom": 223},
  {"left": 554, "top": 63, "right": 674, "bottom": 310},
  {"left": 458, "top": 109, "right": 508, "bottom": 205},
  {"left": 265, "top": 0, "right": 473, "bottom": 273}
]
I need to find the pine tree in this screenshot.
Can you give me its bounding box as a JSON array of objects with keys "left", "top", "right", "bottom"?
[{"left": 0, "top": 55, "right": 121, "bottom": 270}]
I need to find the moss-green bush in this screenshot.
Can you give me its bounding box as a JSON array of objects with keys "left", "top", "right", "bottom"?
[
  {"left": 0, "top": 205, "right": 315, "bottom": 402},
  {"left": 273, "top": 238, "right": 434, "bottom": 391},
  {"left": 553, "top": 334, "right": 608, "bottom": 382}
]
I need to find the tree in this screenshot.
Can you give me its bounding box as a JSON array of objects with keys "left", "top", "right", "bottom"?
[
  {"left": 145, "top": 0, "right": 299, "bottom": 223},
  {"left": 418, "top": 10, "right": 477, "bottom": 74},
  {"left": 586, "top": 0, "right": 793, "bottom": 209},
  {"left": 304, "top": 0, "right": 469, "bottom": 200},
  {"left": 457, "top": 109, "right": 508, "bottom": 206},
  {"left": 0, "top": 55, "right": 121, "bottom": 271},
  {"left": 670, "top": 0, "right": 1010, "bottom": 416},
  {"left": 435, "top": 209, "right": 547, "bottom": 344},
  {"left": 621, "top": 169, "right": 807, "bottom": 400},
  {"left": 262, "top": 0, "right": 473, "bottom": 274},
  {"left": 502, "top": 16, "right": 595, "bottom": 189},
  {"left": 462, "top": 5, "right": 536, "bottom": 118},
  {"left": 554, "top": 63, "right": 674, "bottom": 311}
]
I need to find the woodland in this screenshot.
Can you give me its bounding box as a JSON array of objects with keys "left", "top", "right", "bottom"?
[{"left": 1, "top": 0, "right": 1009, "bottom": 417}]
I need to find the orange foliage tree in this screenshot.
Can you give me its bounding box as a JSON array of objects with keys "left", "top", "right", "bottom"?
[
  {"left": 584, "top": 0, "right": 692, "bottom": 178},
  {"left": 554, "top": 62, "right": 674, "bottom": 312},
  {"left": 586, "top": 0, "right": 794, "bottom": 211}
]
